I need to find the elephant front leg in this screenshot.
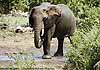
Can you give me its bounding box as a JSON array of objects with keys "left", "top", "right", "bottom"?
[
  {"left": 42, "top": 30, "right": 52, "bottom": 59},
  {"left": 42, "top": 36, "right": 51, "bottom": 59},
  {"left": 42, "top": 24, "right": 56, "bottom": 59},
  {"left": 54, "top": 37, "right": 64, "bottom": 56}
]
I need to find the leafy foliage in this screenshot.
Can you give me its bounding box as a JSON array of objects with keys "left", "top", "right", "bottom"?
[
  {"left": 65, "top": 1, "right": 100, "bottom": 69},
  {"left": 9, "top": 0, "right": 29, "bottom": 11},
  {"left": 0, "top": 0, "right": 9, "bottom": 14},
  {"left": 66, "top": 0, "right": 100, "bottom": 30},
  {"left": 66, "top": 26, "right": 100, "bottom": 70}
]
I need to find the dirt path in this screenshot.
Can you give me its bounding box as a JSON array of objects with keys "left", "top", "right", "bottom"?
[{"left": 0, "top": 32, "right": 70, "bottom": 69}]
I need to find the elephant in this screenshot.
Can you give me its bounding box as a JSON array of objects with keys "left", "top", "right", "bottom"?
[{"left": 29, "top": 3, "right": 76, "bottom": 59}]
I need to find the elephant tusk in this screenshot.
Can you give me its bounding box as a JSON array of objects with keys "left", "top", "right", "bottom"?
[{"left": 41, "top": 28, "right": 44, "bottom": 36}]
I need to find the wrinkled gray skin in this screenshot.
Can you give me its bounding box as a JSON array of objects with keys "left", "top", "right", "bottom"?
[{"left": 29, "top": 3, "right": 76, "bottom": 59}]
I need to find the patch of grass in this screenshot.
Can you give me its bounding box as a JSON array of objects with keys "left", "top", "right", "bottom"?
[
  {"left": 0, "top": 29, "right": 16, "bottom": 38},
  {"left": 0, "top": 16, "right": 28, "bottom": 25},
  {"left": 8, "top": 53, "right": 35, "bottom": 69},
  {"left": 0, "top": 16, "right": 29, "bottom": 39}
]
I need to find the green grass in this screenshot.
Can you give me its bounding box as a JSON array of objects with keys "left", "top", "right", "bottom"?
[
  {"left": 0, "top": 28, "right": 16, "bottom": 39},
  {"left": 8, "top": 53, "right": 35, "bottom": 69},
  {"left": 0, "top": 16, "right": 29, "bottom": 38},
  {"left": 0, "top": 16, "right": 28, "bottom": 25}
]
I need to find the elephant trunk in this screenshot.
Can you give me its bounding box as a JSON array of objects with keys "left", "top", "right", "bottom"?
[{"left": 34, "top": 22, "right": 43, "bottom": 49}]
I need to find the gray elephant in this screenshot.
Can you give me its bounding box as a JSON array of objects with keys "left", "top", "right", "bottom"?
[{"left": 29, "top": 3, "right": 76, "bottom": 59}]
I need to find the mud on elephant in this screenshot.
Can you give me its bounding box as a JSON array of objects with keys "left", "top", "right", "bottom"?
[{"left": 29, "top": 3, "right": 76, "bottom": 59}]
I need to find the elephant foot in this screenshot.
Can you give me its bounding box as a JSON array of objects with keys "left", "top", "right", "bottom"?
[
  {"left": 54, "top": 52, "right": 63, "bottom": 57},
  {"left": 42, "top": 55, "right": 51, "bottom": 59}
]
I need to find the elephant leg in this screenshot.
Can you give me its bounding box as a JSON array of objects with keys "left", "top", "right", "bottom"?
[
  {"left": 54, "top": 37, "right": 64, "bottom": 56},
  {"left": 42, "top": 29, "right": 52, "bottom": 59},
  {"left": 42, "top": 25, "right": 56, "bottom": 59},
  {"left": 42, "top": 35, "right": 51, "bottom": 59},
  {"left": 42, "top": 24, "right": 56, "bottom": 59}
]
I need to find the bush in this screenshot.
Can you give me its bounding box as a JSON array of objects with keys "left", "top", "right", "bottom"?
[
  {"left": 65, "top": 1, "right": 100, "bottom": 69},
  {"left": 66, "top": 0, "right": 100, "bottom": 30},
  {"left": 0, "top": 0, "right": 9, "bottom": 14},
  {"left": 66, "top": 26, "right": 100, "bottom": 70},
  {"left": 9, "top": 0, "right": 29, "bottom": 12}
]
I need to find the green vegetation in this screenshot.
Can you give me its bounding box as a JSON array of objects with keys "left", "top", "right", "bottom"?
[
  {"left": 0, "top": 0, "right": 9, "bottom": 14},
  {"left": 8, "top": 53, "right": 35, "bottom": 68},
  {"left": 65, "top": 0, "right": 100, "bottom": 70},
  {"left": 66, "top": 0, "right": 100, "bottom": 30},
  {"left": 66, "top": 26, "right": 100, "bottom": 70},
  {"left": 0, "top": 16, "right": 28, "bottom": 25}
]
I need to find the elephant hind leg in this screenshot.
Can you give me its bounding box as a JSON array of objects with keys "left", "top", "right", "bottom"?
[{"left": 54, "top": 37, "right": 64, "bottom": 56}]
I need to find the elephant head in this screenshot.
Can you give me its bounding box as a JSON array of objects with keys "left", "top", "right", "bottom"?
[
  {"left": 29, "top": 5, "right": 49, "bottom": 49},
  {"left": 47, "top": 5, "right": 61, "bottom": 16},
  {"left": 44, "top": 5, "right": 61, "bottom": 29}
]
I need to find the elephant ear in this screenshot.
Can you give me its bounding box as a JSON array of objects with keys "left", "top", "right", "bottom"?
[
  {"left": 29, "top": 8, "right": 35, "bottom": 17},
  {"left": 47, "top": 5, "right": 61, "bottom": 17},
  {"left": 29, "top": 8, "right": 35, "bottom": 28}
]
